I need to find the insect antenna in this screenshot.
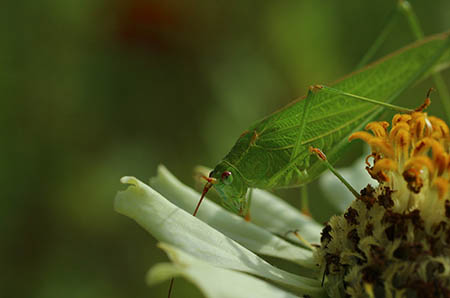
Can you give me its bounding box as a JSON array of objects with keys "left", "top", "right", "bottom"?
[
  {"left": 167, "top": 175, "right": 216, "bottom": 298},
  {"left": 193, "top": 177, "right": 215, "bottom": 216},
  {"left": 414, "top": 87, "right": 433, "bottom": 112}
]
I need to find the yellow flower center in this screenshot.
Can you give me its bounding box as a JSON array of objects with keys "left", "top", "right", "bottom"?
[
  {"left": 349, "top": 111, "right": 450, "bottom": 227},
  {"left": 316, "top": 110, "right": 450, "bottom": 297}
]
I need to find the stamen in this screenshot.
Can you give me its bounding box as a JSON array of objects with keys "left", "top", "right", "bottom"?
[
  {"left": 404, "top": 155, "right": 435, "bottom": 177},
  {"left": 412, "top": 137, "right": 442, "bottom": 157},
  {"left": 392, "top": 113, "right": 411, "bottom": 124},
  {"left": 394, "top": 129, "right": 410, "bottom": 159},
  {"left": 402, "top": 168, "right": 423, "bottom": 193},
  {"left": 365, "top": 122, "right": 389, "bottom": 137},
  {"left": 389, "top": 122, "right": 410, "bottom": 141},
  {"left": 367, "top": 139, "right": 395, "bottom": 159},
  {"left": 348, "top": 131, "right": 375, "bottom": 143},
  {"left": 433, "top": 177, "right": 448, "bottom": 200},
  {"left": 370, "top": 158, "right": 397, "bottom": 182},
  {"left": 429, "top": 116, "right": 450, "bottom": 138},
  {"left": 365, "top": 153, "right": 376, "bottom": 167},
  {"left": 435, "top": 152, "right": 448, "bottom": 176}
]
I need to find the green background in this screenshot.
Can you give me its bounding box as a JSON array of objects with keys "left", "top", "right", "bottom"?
[{"left": 2, "top": 1, "right": 449, "bottom": 297}]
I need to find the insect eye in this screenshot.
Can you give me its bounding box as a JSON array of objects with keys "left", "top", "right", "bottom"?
[{"left": 221, "top": 171, "right": 233, "bottom": 184}]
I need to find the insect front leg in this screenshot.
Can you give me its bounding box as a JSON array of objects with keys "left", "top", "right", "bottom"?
[{"left": 239, "top": 188, "right": 253, "bottom": 222}]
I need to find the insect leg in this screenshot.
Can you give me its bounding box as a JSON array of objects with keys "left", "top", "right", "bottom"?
[
  {"left": 300, "top": 185, "right": 311, "bottom": 217},
  {"left": 239, "top": 188, "right": 253, "bottom": 222},
  {"left": 316, "top": 85, "right": 414, "bottom": 113},
  {"left": 265, "top": 86, "right": 320, "bottom": 188},
  {"left": 289, "top": 86, "right": 321, "bottom": 163},
  {"left": 309, "top": 147, "right": 360, "bottom": 198}
]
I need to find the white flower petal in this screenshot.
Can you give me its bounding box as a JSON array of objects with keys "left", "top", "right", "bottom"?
[
  {"left": 150, "top": 165, "right": 316, "bottom": 269},
  {"left": 114, "top": 177, "right": 324, "bottom": 296},
  {"left": 250, "top": 188, "right": 323, "bottom": 245},
  {"left": 148, "top": 243, "right": 304, "bottom": 298}
]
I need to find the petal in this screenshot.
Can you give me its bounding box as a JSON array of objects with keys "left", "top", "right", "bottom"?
[
  {"left": 148, "top": 243, "right": 309, "bottom": 298},
  {"left": 250, "top": 188, "right": 324, "bottom": 245},
  {"left": 114, "top": 177, "right": 324, "bottom": 295},
  {"left": 150, "top": 165, "right": 317, "bottom": 269}
]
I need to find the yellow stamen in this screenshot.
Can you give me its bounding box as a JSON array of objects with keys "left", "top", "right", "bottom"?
[
  {"left": 367, "top": 138, "right": 395, "bottom": 159},
  {"left": 412, "top": 137, "right": 443, "bottom": 156},
  {"left": 404, "top": 156, "right": 435, "bottom": 177},
  {"left": 365, "top": 122, "right": 389, "bottom": 137},
  {"left": 392, "top": 113, "right": 412, "bottom": 125},
  {"left": 394, "top": 129, "right": 410, "bottom": 159},
  {"left": 433, "top": 177, "right": 448, "bottom": 200},
  {"left": 389, "top": 122, "right": 410, "bottom": 141},
  {"left": 348, "top": 131, "right": 375, "bottom": 143},
  {"left": 368, "top": 158, "right": 397, "bottom": 182},
  {"left": 429, "top": 116, "right": 450, "bottom": 138}
]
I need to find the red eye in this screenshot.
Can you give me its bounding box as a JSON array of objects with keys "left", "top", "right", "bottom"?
[
  {"left": 221, "top": 171, "right": 231, "bottom": 179},
  {"left": 221, "top": 171, "right": 233, "bottom": 184}
]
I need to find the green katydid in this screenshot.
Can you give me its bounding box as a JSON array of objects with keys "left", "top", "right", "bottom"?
[{"left": 194, "top": 33, "right": 450, "bottom": 220}]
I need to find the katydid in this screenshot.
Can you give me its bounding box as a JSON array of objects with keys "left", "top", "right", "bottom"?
[
  {"left": 195, "top": 33, "right": 450, "bottom": 219},
  {"left": 196, "top": 86, "right": 415, "bottom": 219}
]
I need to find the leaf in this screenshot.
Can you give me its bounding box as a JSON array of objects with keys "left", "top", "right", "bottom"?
[
  {"left": 148, "top": 243, "right": 326, "bottom": 298},
  {"left": 244, "top": 32, "right": 450, "bottom": 188},
  {"left": 150, "top": 165, "right": 317, "bottom": 269},
  {"left": 114, "top": 176, "right": 324, "bottom": 296}
]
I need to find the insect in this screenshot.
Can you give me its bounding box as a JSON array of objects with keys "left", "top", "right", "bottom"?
[{"left": 194, "top": 34, "right": 449, "bottom": 219}]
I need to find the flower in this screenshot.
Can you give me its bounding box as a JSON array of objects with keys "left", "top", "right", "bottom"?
[
  {"left": 114, "top": 166, "right": 325, "bottom": 297},
  {"left": 114, "top": 111, "right": 450, "bottom": 298},
  {"left": 316, "top": 111, "right": 450, "bottom": 297}
]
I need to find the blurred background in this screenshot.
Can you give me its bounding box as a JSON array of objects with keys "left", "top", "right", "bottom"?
[{"left": 2, "top": 0, "right": 449, "bottom": 297}]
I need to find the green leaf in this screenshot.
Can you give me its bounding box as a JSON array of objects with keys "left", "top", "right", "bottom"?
[
  {"left": 148, "top": 243, "right": 326, "bottom": 298},
  {"left": 114, "top": 176, "right": 324, "bottom": 296},
  {"left": 246, "top": 32, "right": 450, "bottom": 188},
  {"left": 150, "top": 165, "right": 317, "bottom": 269}
]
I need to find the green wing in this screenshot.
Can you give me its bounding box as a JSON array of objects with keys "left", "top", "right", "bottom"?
[{"left": 224, "top": 34, "right": 449, "bottom": 189}]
